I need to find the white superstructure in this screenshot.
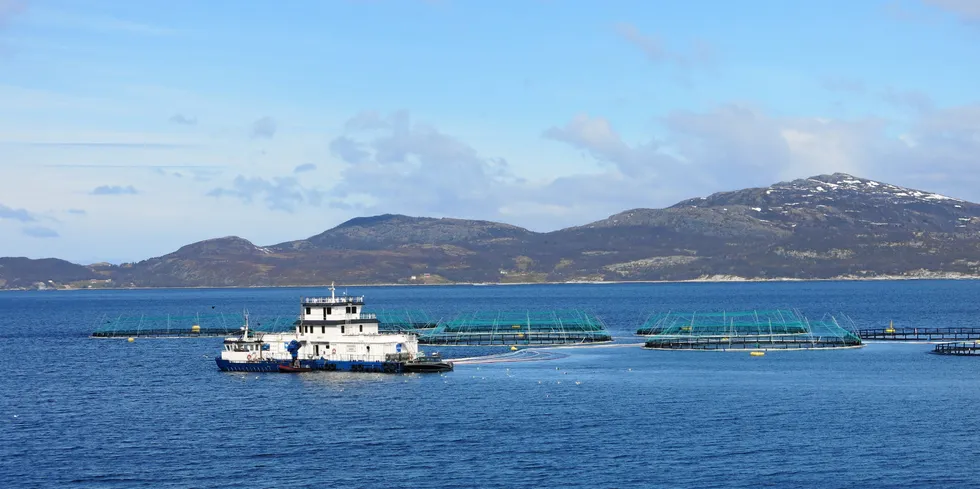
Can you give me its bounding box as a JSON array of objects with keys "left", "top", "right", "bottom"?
[{"left": 218, "top": 283, "right": 419, "bottom": 364}]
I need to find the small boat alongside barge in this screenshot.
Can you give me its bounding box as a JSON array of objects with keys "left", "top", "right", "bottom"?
[{"left": 215, "top": 284, "right": 453, "bottom": 374}]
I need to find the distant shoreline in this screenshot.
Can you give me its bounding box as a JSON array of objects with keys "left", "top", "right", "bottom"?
[{"left": 5, "top": 273, "right": 980, "bottom": 292}]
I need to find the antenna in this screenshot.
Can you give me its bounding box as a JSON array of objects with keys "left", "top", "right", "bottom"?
[{"left": 329, "top": 281, "right": 336, "bottom": 300}]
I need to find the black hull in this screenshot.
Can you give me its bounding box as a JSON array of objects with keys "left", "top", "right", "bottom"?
[{"left": 404, "top": 362, "right": 454, "bottom": 373}]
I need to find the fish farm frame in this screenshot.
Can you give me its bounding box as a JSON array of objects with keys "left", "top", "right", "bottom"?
[
  {"left": 858, "top": 327, "right": 980, "bottom": 342},
  {"left": 638, "top": 309, "right": 863, "bottom": 351},
  {"left": 90, "top": 312, "right": 296, "bottom": 338},
  {"left": 419, "top": 309, "right": 612, "bottom": 346},
  {"left": 931, "top": 341, "right": 980, "bottom": 356}
]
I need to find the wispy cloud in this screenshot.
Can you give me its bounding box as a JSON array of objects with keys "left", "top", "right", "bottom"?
[
  {"left": 614, "top": 22, "right": 717, "bottom": 81},
  {"left": 821, "top": 78, "right": 866, "bottom": 94},
  {"left": 45, "top": 163, "right": 220, "bottom": 169},
  {"left": 22, "top": 226, "right": 59, "bottom": 238},
  {"left": 0, "top": 0, "right": 26, "bottom": 29},
  {"left": 923, "top": 0, "right": 980, "bottom": 22},
  {"left": 250, "top": 116, "right": 277, "bottom": 139},
  {"left": 0, "top": 202, "right": 35, "bottom": 222},
  {"left": 293, "top": 163, "right": 316, "bottom": 173},
  {"left": 27, "top": 6, "right": 180, "bottom": 36},
  {"left": 91, "top": 185, "right": 139, "bottom": 195},
  {"left": 882, "top": 88, "right": 935, "bottom": 113},
  {"left": 66, "top": 208, "right": 87, "bottom": 215},
  {"left": 169, "top": 113, "right": 197, "bottom": 125},
  {"left": 16, "top": 141, "right": 192, "bottom": 149}
]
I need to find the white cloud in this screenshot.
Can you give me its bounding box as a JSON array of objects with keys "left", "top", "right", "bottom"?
[
  {"left": 327, "top": 110, "right": 518, "bottom": 219},
  {"left": 544, "top": 102, "right": 980, "bottom": 204}
]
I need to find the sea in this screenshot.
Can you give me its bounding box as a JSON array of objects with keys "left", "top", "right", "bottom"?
[{"left": 1, "top": 280, "right": 979, "bottom": 488}]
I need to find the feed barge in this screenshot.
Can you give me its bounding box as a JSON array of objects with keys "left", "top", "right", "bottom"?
[{"left": 215, "top": 284, "right": 453, "bottom": 374}]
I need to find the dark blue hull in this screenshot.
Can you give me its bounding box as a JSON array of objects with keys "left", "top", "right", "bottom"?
[{"left": 215, "top": 357, "right": 406, "bottom": 373}]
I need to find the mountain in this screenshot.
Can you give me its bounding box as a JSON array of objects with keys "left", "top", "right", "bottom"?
[
  {"left": 274, "top": 214, "right": 533, "bottom": 250},
  {"left": 0, "top": 257, "right": 101, "bottom": 289},
  {"left": 5, "top": 173, "right": 980, "bottom": 289}
]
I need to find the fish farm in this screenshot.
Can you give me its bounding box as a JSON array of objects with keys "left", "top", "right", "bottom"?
[
  {"left": 931, "top": 341, "right": 980, "bottom": 356},
  {"left": 375, "top": 309, "right": 442, "bottom": 333},
  {"left": 90, "top": 312, "right": 296, "bottom": 338},
  {"left": 639, "top": 310, "right": 863, "bottom": 351},
  {"left": 418, "top": 309, "right": 612, "bottom": 346},
  {"left": 636, "top": 309, "right": 809, "bottom": 336}
]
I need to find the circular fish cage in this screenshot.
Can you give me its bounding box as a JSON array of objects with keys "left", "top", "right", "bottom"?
[
  {"left": 639, "top": 310, "right": 863, "bottom": 351},
  {"left": 419, "top": 309, "right": 612, "bottom": 346}
]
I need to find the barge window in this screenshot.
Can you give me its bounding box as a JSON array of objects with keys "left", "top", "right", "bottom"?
[
  {"left": 345, "top": 306, "right": 350, "bottom": 314},
  {"left": 306, "top": 307, "right": 311, "bottom": 315},
  {"left": 341, "top": 326, "right": 345, "bottom": 334},
  {"left": 359, "top": 325, "right": 363, "bottom": 333},
  {"left": 322, "top": 326, "right": 326, "bottom": 334},
  {"left": 352, "top": 306, "right": 357, "bottom": 314},
  {"left": 322, "top": 308, "right": 326, "bottom": 320},
  {"left": 327, "top": 307, "right": 332, "bottom": 315}
]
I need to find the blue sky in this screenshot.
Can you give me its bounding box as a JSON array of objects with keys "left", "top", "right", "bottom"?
[{"left": 0, "top": 0, "right": 978, "bottom": 263}]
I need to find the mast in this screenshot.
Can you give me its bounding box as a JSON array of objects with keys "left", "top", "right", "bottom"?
[
  {"left": 242, "top": 308, "right": 250, "bottom": 340},
  {"left": 330, "top": 281, "right": 336, "bottom": 300}
]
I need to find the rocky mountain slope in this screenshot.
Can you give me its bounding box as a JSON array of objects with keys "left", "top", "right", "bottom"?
[{"left": 4, "top": 173, "right": 980, "bottom": 289}]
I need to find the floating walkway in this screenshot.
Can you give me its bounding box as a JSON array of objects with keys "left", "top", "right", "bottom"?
[
  {"left": 90, "top": 312, "right": 295, "bottom": 338},
  {"left": 419, "top": 309, "right": 612, "bottom": 346},
  {"left": 859, "top": 327, "right": 980, "bottom": 342},
  {"left": 931, "top": 341, "right": 980, "bottom": 356}
]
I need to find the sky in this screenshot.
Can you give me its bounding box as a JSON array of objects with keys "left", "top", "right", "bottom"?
[{"left": 0, "top": 0, "right": 978, "bottom": 264}]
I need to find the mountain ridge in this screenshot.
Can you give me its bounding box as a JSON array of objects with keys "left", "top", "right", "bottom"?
[{"left": 5, "top": 173, "right": 980, "bottom": 289}]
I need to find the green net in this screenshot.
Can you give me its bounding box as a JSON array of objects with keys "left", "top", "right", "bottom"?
[{"left": 420, "top": 309, "right": 612, "bottom": 346}]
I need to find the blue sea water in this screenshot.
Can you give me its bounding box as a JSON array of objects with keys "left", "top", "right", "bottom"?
[{"left": 1, "top": 281, "right": 979, "bottom": 488}]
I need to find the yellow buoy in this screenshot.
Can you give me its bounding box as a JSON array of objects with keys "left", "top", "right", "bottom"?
[
  {"left": 510, "top": 346, "right": 518, "bottom": 351},
  {"left": 127, "top": 337, "right": 135, "bottom": 342},
  {"left": 885, "top": 320, "right": 895, "bottom": 334},
  {"left": 191, "top": 324, "right": 201, "bottom": 333},
  {"left": 750, "top": 351, "right": 764, "bottom": 357}
]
